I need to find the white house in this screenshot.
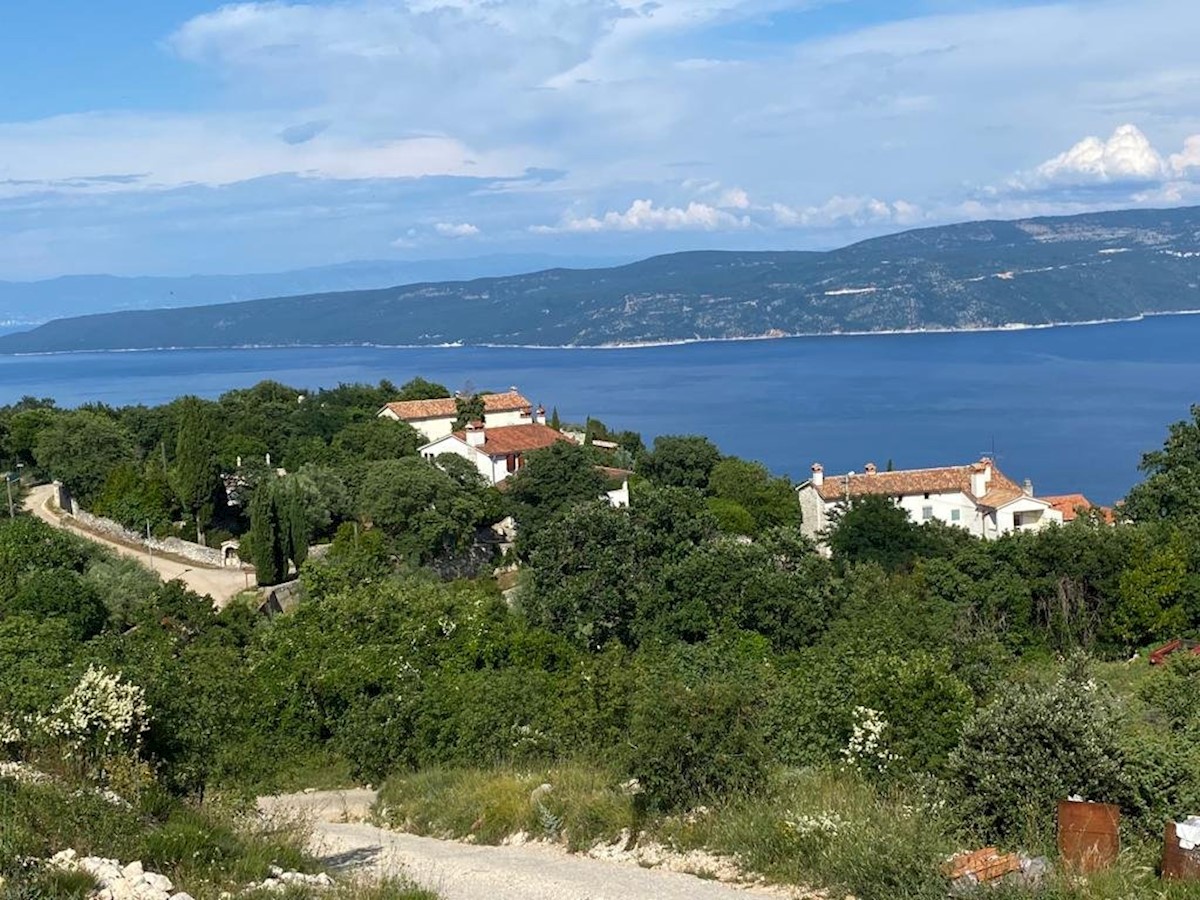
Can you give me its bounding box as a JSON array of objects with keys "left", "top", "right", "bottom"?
[
  {"left": 419, "top": 422, "right": 570, "bottom": 485},
  {"left": 796, "top": 457, "right": 1064, "bottom": 542},
  {"left": 378, "top": 389, "right": 539, "bottom": 441}
]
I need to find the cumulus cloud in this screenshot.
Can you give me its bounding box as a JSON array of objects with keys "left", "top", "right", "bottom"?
[
  {"left": 1033, "top": 124, "right": 1167, "bottom": 185},
  {"left": 770, "top": 195, "right": 923, "bottom": 228},
  {"left": 535, "top": 198, "right": 752, "bottom": 232},
  {"left": 434, "top": 222, "right": 481, "bottom": 237}
]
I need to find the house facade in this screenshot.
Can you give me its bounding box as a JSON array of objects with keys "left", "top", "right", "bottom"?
[
  {"left": 378, "top": 389, "right": 539, "bottom": 441},
  {"left": 418, "top": 422, "right": 570, "bottom": 485},
  {"left": 797, "top": 457, "right": 1064, "bottom": 541}
]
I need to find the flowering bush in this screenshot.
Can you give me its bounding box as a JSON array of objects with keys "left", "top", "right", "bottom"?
[
  {"left": 784, "top": 810, "right": 850, "bottom": 839},
  {"left": 39, "top": 665, "right": 149, "bottom": 769},
  {"left": 842, "top": 706, "right": 896, "bottom": 777},
  {"left": 947, "top": 668, "right": 1128, "bottom": 846}
]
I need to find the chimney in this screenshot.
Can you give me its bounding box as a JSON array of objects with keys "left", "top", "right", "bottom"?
[
  {"left": 465, "top": 422, "right": 486, "bottom": 448},
  {"left": 864, "top": 462, "right": 877, "bottom": 476},
  {"left": 970, "top": 458, "right": 992, "bottom": 496},
  {"left": 1023, "top": 478, "right": 1034, "bottom": 496},
  {"left": 811, "top": 462, "right": 824, "bottom": 487},
  {"left": 535, "top": 405, "right": 546, "bottom": 425}
]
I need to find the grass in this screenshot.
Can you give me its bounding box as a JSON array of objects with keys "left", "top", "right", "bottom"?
[
  {"left": 376, "top": 763, "right": 634, "bottom": 851},
  {"left": 0, "top": 772, "right": 439, "bottom": 900},
  {"left": 375, "top": 761, "right": 1200, "bottom": 900}
]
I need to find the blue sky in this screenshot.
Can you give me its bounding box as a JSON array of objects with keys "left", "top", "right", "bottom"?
[{"left": 3, "top": 0, "right": 1200, "bottom": 279}]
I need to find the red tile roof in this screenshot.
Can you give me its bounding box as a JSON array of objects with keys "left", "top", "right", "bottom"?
[
  {"left": 451, "top": 423, "right": 570, "bottom": 457},
  {"left": 808, "top": 459, "right": 1027, "bottom": 505},
  {"left": 1041, "top": 494, "right": 1115, "bottom": 523},
  {"left": 382, "top": 390, "right": 531, "bottom": 421}
]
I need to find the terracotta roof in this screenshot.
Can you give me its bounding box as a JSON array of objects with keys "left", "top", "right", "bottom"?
[
  {"left": 1041, "top": 494, "right": 1115, "bottom": 523},
  {"left": 381, "top": 390, "right": 531, "bottom": 421},
  {"left": 450, "top": 423, "right": 570, "bottom": 457},
  {"left": 807, "top": 458, "right": 1026, "bottom": 504}
]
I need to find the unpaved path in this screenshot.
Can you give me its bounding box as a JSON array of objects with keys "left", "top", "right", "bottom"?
[
  {"left": 25, "top": 484, "right": 250, "bottom": 608},
  {"left": 260, "top": 789, "right": 805, "bottom": 900}
]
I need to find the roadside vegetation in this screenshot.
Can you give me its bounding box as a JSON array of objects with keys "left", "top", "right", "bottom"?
[{"left": 4, "top": 388, "right": 1200, "bottom": 898}]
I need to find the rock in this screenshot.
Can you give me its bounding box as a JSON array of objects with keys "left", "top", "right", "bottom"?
[
  {"left": 122, "top": 860, "right": 145, "bottom": 880},
  {"left": 143, "top": 872, "right": 174, "bottom": 893},
  {"left": 169, "top": 894, "right": 196, "bottom": 900}
]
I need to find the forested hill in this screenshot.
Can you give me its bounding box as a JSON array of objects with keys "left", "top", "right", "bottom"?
[{"left": 4, "top": 205, "right": 1200, "bottom": 352}]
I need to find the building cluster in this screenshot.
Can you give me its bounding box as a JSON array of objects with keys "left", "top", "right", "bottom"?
[
  {"left": 378, "top": 385, "right": 1109, "bottom": 538},
  {"left": 378, "top": 388, "right": 628, "bottom": 506},
  {"left": 797, "top": 457, "right": 1111, "bottom": 542}
]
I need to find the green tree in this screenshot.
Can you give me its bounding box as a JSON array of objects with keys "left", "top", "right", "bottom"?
[
  {"left": 454, "top": 394, "right": 486, "bottom": 429},
  {"left": 827, "top": 494, "right": 928, "bottom": 572},
  {"left": 639, "top": 435, "right": 721, "bottom": 490},
  {"left": 32, "top": 409, "right": 137, "bottom": 505},
  {"left": 549, "top": 406, "right": 561, "bottom": 430},
  {"left": 357, "top": 457, "right": 488, "bottom": 563},
  {"left": 708, "top": 457, "right": 796, "bottom": 533},
  {"left": 397, "top": 377, "right": 451, "bottom": 401},
  {"left": 506, "top": 442, "right": 607, "bottom": 536},
  {"left": 249, "top": 479, "right": 287, "bottom": 585},
  {"left": 331, "top": 418, "right": 422, "bottom": 462},
  {"left": 1110, "top": 534, "right": 1192, "bottom": 650},
  {"left": 170, "top": 397, "right": 224, "bottom": 543},
  {"left": 1125, "top": 404, "right": 1200, "bottom": 524}
]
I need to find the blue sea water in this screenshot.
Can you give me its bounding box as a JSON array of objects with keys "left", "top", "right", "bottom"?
[{"left": 2, "top": 314, "right": 1199, "bottom": 504}]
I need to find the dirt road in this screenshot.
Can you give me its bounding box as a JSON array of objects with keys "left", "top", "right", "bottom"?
[
  {"left": 24, "top": 483, "right": 250, "bottom": 608},
  {"left": 260, "top": 789, "right": 804, "bottom": 900}
]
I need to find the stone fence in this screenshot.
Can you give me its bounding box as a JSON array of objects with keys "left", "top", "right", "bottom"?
[{"left": 55, "top": 482, "right": 247, "bottom": 570}]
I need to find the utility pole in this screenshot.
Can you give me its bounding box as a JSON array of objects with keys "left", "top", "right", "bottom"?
[
  {"left": 4, "top": 473, "right": 13, "bottom": 518},
  {"left": 146, "top": 520, "right": 155, "bottom": 572}
]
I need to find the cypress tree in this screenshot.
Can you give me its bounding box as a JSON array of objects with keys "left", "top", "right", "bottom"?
[
  {"left": 171, "top": 397, "right": 222, "bottom": 544},
  {"left": 249, "top": 482, "right": 285, "bottom": 586},
  {"left": 550, "top": 406, "right": 561, "bottom": 430}
]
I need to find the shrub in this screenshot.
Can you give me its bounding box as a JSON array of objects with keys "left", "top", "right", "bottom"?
[
  {"left": 947, "top": 665, "right": 1130, "bottom": 846},
  {"left": 625, "top": 674, "right": 766, "bottom": 811}
]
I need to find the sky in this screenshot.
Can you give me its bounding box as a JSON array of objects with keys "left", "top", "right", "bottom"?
[{"left": 3, "top": 0, "right": 1200, "bottom": 279}]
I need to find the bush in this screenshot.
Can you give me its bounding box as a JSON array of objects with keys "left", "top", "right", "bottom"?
[
  {"left": 947, "top": 664, "right": 1130, "bottom": 846},
  {"left": 626, "top": 674, "right": 766, "bottom": 811}
]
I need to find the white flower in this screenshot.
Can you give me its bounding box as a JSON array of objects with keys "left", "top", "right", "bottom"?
[
  {"left": 842, "top": 706, "right": 897, "bottom": 774},
  {"left": 41, "top": 665, "right": 149, "bottom": 759},
  {"left": 785, "top": 810, "right": 850, "bottom": 838}
]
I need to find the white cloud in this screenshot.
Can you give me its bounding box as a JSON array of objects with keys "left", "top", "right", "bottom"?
[
  {"left": 1033, "top": 124, "right": 1167, "bottom": 185},
  {"left": 0, "top": 112, "right": 529, "bottom": 196},
  {"left": 535, "top": 198, "right": 752, "bottom": 232},
  {"left": 434, "top": 222, "right": 481, "bottom": 237},
  {"left": 717, "top": 187, "right": 751, "bottom": 209},
  {"left": 770, "top": 195, "right": 923, "bottom": 228}
]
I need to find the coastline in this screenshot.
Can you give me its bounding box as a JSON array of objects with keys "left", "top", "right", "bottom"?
[{"left": 4, "top": 308, "right": 1200, "bottom": 358}]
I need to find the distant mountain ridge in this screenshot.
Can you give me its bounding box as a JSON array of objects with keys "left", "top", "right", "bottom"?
[
  {"left": 3, "top": 206, "right": 1200, "bottom": 353},
  {"left": 0, "top": 254, "right": 626, "bottom": 325}
]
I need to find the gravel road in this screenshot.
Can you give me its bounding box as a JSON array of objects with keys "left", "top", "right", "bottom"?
[
  {"left": 260, "top": 789, "right": 806, "bottom": 900},
  {"left": 25, "top": 483, "right": 250, "bottom": 608}
]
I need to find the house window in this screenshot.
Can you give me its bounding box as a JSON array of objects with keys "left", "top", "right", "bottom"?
[
  {"left": 951, "top": 509, "right": 961, "bottom": 522},
  {"left": 922, "top": 506, "right": 934, "bottom": 521}
]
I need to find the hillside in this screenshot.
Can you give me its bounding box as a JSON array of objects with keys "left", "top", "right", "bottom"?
[
  {"left": 0, "top": 254, "right": 622, "bottom": 326},
  {"left": 3, "top": 205, "right": 1200, "bottom": 352}
]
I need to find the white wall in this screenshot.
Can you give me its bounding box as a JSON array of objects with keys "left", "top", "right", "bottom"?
[
  {"left": 421, "top": 437, "right": 495, "bottom": 483},
  {"left": 895, "top": 491, "right": 986, "bottom": 537},
  {"left": 484, "top": 409, "right": 530, "bottom": 428}
]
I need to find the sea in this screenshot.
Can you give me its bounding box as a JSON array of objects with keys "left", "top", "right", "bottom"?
[{"left": 2, "top": 314, "right": 1199, "bottom": 504}]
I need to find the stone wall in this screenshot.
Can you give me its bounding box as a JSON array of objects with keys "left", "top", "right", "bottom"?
[{"left": 68, "top": 506, "right": 230, "bottom": 567}]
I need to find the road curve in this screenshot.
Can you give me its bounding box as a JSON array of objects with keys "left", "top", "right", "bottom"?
[
  {"left": 260, "top": 789, "right": 806, "bottom": 900},
  {"left": 23, "top": 483, "right": 250, "bottom": 608}
]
